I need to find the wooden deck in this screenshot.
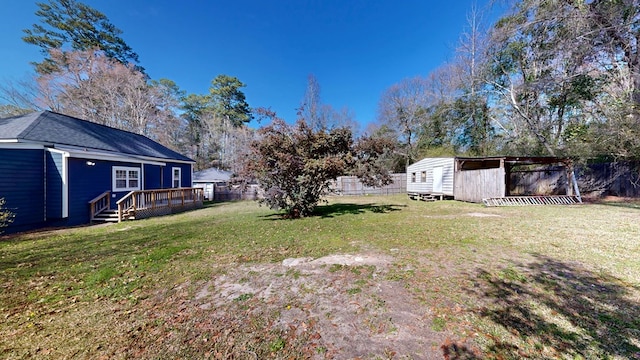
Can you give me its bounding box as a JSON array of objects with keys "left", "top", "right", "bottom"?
[{"left": 89, "top": 188, "right": 204, "bottom": 223}]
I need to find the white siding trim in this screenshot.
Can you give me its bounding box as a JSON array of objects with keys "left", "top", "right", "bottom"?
[
  {"left": 0, "top": 142, "right": 44, "bottom": 149},
  {"left": 46, "top": 148, "right": 70, "bottom": 218},
  {"left": 68, "top": 151, "right": 166, "bottom": 166},
  {"left": 54, "top": 144, "right": 193, "bottom": 165},
  {"left": 62, "top": 153, "right": 69, "bottom": 217}
]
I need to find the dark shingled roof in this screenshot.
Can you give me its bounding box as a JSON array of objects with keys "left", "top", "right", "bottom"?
[
  {"left": 193, "top": 167, "right": 232, "bottom": 182},
  {"left": 0, "top": 111, "right": 193, "bottom": 162}
]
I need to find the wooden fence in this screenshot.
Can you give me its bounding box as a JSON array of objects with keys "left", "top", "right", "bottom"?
[
  {"left": 454, "top": 168, "right": 506, "bottom": 203},
  {"left": 210, "top": 184, "right": 262, "bottom": 202},
  {"left": 576, "top": 162, "right": 640, "bottom": 198},
  {"left": 206, "top": 174, "right": 407, "bottom": 202},
  {"left": 507, "top": 162, "right": 640, "bottom": 198},
  {"left": 329, "top": 174, "right": 407, "bottom": 196},
  {"left": 509, "top": 166, "right": 568, "bottom": 196}
]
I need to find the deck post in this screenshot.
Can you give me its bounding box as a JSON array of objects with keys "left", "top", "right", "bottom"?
[
  {"left": 500, "top": 158, "right": 507, "bottom": 197},
  {"left": 571, "top": 170, "right": 582, "bottom": 203}
]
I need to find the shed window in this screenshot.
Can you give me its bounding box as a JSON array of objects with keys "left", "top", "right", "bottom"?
[
  {"left": 421, "top": 171, "right": 427, "bottom": 182},
  {"left": 172, "top": 167, "right": 181, "bottom": 188},
  {"left": 113, "top": 166, "right": 140, "bottom": 192},
  {"left": 411, "top": 172, "right": 416, "bottom": 183}
]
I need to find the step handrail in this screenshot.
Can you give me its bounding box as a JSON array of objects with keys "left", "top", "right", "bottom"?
[
  {"left": 116, "top": 191, "right": 137, "bottom": 222},
  {"left": 88, "top": 190, "right": 111, "bottom": 220}
]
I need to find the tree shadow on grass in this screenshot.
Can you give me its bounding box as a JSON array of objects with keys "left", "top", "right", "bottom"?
[
  {"left": 313, "top": 203, "right": 405, "bottom": 218},
  {"left": 598, "top": 202, "right": 640, "bottom": 210},
  {"left": 467, "top": 255, "right": 640, "bottom": 359},
  {"left": 260, "top": 203, "right": 405, "bottom": 220},
  {"left": 441, "top": 339, "right": 483, "bottom": 359}
]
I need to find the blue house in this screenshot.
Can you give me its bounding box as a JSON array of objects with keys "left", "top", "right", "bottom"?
[{"left": 0, "top": 111, "right": 200, "bottom": 234}]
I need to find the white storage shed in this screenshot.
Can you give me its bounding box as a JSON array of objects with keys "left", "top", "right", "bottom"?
[
  {"left": 406, "top": 156, "right": 581, "bottom": 205},
  {"left": 406, "top": 157, "right": 455, "bottom": 200}
]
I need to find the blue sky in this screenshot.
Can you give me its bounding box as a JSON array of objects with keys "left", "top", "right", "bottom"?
[{"left": 0, "top": 0, "right": 504, "bottom": 130}]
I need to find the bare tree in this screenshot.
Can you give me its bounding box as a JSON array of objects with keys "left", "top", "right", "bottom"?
[
  {"left": 456, "top": 4, "right": 486, "bottom": 99},
  {"left": 453, "top": 4, "right": 495, "bottom": 155},
  {"left": 585, "top": 0, "right": 640, "bottom": 110},
  {"left": 35, "top": 49, "right": 178, "bottom": 140},
  {"left": 580, "top": 0, "right": 640, "bottom": 159},
  {"left": 377, "top": 76, "right": 430, "bottom": 167},
  {"left": 0, "top": 77, "right": 43, "bottom": 112},
  {"left": 0, "top": 105, "right": 33, "bottom": 118},
  {"left": 300, "top": 74, "right": 323, "bottom": 130},
  {"left": 486, "top": 0, "right": 597, "bottom": 157},
  {"left": 298, "top": 74, "right": 358, "bottom": 132},
  {"left": 148, "top": 79, "right": 188, "bottom": 152}
]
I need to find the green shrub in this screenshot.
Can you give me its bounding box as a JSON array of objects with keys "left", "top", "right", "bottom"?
[{"left": 0, "top": 198, "right": 14, "bottom": 233}]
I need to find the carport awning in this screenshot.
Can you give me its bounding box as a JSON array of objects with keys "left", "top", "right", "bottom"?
[{"left": 456, "top": 156, "right": 570, "bottom": 171}]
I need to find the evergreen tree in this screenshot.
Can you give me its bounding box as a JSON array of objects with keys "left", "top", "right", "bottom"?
[{"left": 23, "top": 0, "right": 140, "bottom": 73}]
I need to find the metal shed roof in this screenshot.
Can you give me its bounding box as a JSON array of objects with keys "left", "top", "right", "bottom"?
[{"left": 193, "top": 167, "right": 232, "bottom": 182}]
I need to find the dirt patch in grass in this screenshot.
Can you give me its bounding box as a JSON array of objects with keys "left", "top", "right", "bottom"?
[{"left": 181, "top": 252, "right": 450, "bottom": 359}]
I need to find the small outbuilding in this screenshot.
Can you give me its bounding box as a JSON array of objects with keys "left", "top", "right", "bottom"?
[
  {"left": 407, "top": 156, "right": 581, "bottom": 205},
  {"left": 192, "top": 167, "right": 232, "bottom": 200},
  {"left": 406, "top": 158, "right": 455, "bottom": 200}
]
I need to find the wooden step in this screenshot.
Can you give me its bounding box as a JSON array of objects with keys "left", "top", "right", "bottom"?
[
  {"left": 408, "top": 193, "right": 445, "bottom": 202},
  {"left": 91, "top": 210, "right": 135, "bottom": 223}
]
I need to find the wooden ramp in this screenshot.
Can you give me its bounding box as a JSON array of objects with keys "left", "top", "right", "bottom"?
[{"left": 483, "top": 195, "right": 582, "bottom": 207}]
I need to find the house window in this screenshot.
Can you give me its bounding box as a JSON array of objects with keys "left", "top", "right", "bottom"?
[
  {"left": 421, "top": 171, "right": 427, "bottom": 182},
  {"left": 172, "top": 167, "right": 181, "bottom": 188},
  {"left": 411, "top": 172, "right": 416, "bottom": 183},
  {"left": 112, "top": 166, "right": 140, "bottom": 192}
]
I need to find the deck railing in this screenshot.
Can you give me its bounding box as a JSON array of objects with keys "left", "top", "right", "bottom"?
[
  {"left": 88, "top": 190, "right": 111, "bottom": 220},
  {"left": 116, "top": 188, "right": 204, "bottom": 222}
]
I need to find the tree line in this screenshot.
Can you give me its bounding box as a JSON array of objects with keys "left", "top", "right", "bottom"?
[
  {"left": 375, "top": 0, "right": 640, "bottom": 170},
  {"left": 1, "top": 0, "right": 638, "bottom": 217}
]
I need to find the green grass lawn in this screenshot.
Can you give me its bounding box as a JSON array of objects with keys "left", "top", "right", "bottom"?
[{"left": 1, "top": 196, "right": 639, "bottom": 359}]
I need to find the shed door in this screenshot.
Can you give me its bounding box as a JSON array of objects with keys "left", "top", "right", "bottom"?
[{"left": 433, "top": 166, "right": 443, "bottom": 193}]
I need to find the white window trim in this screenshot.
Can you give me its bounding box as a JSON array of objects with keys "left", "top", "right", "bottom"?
[
  {"left": 112, "top": 166, "right": 141, "bottom": 192},
  {"left": 172, "top": 167, "right": 181, "bottom": 188}
]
